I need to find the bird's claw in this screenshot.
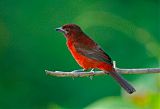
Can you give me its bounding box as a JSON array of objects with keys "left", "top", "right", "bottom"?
[
  {"left": 89, "top": 68, "right": 95, "bottom": 80},
  {"left": 90, "top": 68, "right": 95, "bottom": 73},
  {"left": 89, "top": 76, "right": 93, "bottom": 80},
  {"left": 72, "top": 77, "right": 75, "bottom": 80}
]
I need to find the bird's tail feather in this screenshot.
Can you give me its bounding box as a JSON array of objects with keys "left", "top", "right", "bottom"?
[{"left": 107, "top": 71, "right": 136, "bottom": 94}]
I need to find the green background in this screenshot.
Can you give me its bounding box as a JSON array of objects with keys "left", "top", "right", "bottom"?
[{"left": 0, "top": 0, "right": 159, "bottom": 109}]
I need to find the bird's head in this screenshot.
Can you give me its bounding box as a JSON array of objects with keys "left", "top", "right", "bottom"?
[{"left": 56, "top": 24, "right": 83, "bottom": 38}]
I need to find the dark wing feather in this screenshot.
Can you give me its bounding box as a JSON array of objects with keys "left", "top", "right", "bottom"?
[{"left": 74, "top": 43, "right": 113, "bottom": 65}]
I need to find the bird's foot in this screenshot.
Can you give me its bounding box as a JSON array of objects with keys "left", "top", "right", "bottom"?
[
  {"left": 90, "top": 68, "right": 95, "bottom": 73},
  {"left": 72, "top": 69, "right": 86, "bottom": 72},
  {"left": 89, "top": 68, "right": 95, "bottom": 80}
]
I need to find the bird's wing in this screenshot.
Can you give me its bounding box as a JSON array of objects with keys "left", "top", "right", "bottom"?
[{"left": 74, "top": 43, "right": 113, "bottom": 65}]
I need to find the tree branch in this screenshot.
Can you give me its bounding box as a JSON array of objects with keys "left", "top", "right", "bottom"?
[
  {"left": 45, "top": 68, "right": 160, "bottom": 77},
  {"left": 45, "top": 61, "right": 160, "bottom": 77}
]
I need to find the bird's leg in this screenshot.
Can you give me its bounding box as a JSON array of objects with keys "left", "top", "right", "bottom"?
[
  {"left": 72, "top": 69, "right": 86, "bottom": 72},
  {"left": 90, "top": 68, "right": 95, "bottom": 73},
  {"left": 89, "top": 68, "right": 95, "bottom": 80}
]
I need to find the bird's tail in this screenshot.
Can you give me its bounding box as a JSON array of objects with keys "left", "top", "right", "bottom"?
[{"left": 106, "top": 71, "right": 136, "bottom": 94}]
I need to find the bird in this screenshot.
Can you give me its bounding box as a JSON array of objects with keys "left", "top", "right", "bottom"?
[{"left": 56, "top": 24, "right": 136, "bottom": 94}]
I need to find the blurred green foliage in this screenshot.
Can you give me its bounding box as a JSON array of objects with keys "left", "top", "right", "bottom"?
[{"left": 0, "top": 0, "right": 159, "bottom": 109}]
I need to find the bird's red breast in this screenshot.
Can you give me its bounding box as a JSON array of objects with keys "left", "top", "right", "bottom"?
[{"left": 66, "top": 33, "right": 113, "bottom": 72}]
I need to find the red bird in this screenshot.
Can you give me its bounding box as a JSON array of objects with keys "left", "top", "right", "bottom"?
[{"left": 56, "top": 24, "right": 136, "bottom": 94}]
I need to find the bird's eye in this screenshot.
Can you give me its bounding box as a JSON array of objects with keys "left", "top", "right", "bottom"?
[{"left": 66, "top": 28, "right": 70, "bottom": 32}]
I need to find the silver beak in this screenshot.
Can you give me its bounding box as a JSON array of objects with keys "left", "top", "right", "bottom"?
[{"left": 55, "top": 27, "right": 66, "bottom": 34}]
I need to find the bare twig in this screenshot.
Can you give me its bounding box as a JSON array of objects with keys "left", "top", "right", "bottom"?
[
  {"left": 45, "top": 61, "right": 160, "bottom": 77},
  {"left": 45, "top": 68, "right": 160, "bottom": 77}
]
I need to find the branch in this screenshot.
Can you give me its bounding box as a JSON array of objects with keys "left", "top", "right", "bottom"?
[{"left": 45, "top": 61, "right": 160, "bottom": 77}]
